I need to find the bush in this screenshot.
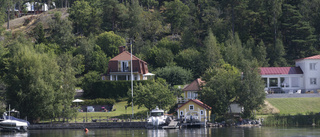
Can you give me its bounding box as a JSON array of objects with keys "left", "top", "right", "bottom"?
[
  {"left": 81, "top": 98, "right": 116, "bottom": 106},
  {"left": 82, "top": 80, "right": 153, "bottom": 99}
]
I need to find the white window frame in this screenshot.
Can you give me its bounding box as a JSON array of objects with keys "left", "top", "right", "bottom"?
[
  {"left": 310, "top": 63, "right": 316, "bottom": 70},
  {"left": 187, "top": 92, "right": 192, "bottom": 99},
  {"left": 310, "top": 78, "right": 317, "bottom": 85},
  {"left": 189, "top": 105, "right": 194, "bottom": 110},
  {"left": 121, "top": 61, "right": 129, "bottom": 72},
  {"left": 200, "top": 110, "right": 204, "bottom": 115}
]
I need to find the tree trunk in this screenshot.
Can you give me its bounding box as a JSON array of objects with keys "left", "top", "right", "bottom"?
[
  {"left": 48, "top": 0, "right": 51, "bottom": 10},
  {"left": 232, "top": 3, "right": 235, "bottom": 37},
  {"left": 7, "top": 6, "right": 10, "bottom": 29},
  {"left": 65, "top": 0, "right": 68, "bottom": 8}
]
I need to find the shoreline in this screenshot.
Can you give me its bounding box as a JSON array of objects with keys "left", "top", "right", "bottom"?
[{"left": 29, "top": 122, "right": 147, "bottom": 130}]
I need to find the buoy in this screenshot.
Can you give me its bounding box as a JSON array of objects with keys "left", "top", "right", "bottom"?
[{"left": 84, "top": 128, "right": 89, "bottom": 133}]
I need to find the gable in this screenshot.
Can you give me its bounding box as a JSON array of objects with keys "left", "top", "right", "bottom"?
[
  {"left": 110, "top": 51, "right": 146, "bottom": 63},
  {"left": 182, "top": 78, "right": 205, "bottom": 91},
  {"left": 177, "top": 99, "right": 211, "bottom": 110}
]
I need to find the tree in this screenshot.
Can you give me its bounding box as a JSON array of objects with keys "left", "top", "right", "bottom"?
[
  {"left": 200, "top": 63, "right": 241, "bottom": 115},
  {"left": 156, "top": 37, "right": 181, "bottom": 55},
  {"left": 101, "top": 0, "right": 128, "bottom": 31},
  {"left": 155, "top": 66, "right": 193, "bottom": 85},
  {"left": 203, "top": 30, "right": 222, "bottom": 68},
  {"left": 33, "top": 23, "right": 47, "bottom": 44},
  {"left": 2, "top": 40, "right": 61, "bottom": 122},
  {"left": 163, "top": 0, "right": 189, "bottom": 34},
  {"left": 143, "top": 46, "right": 175, "bottom": 68},
  {"left": 95, "top": 31, "right": 125, "bottom": 58},
  {"left": 281, "top": 2, "right": 316, "bottom": 62},
  {"left": 222, "top": 32, "right": 245, "bottom": 69},
  {"left": 68, "top": 0, "right": 102, "bottom": 36},
  {"left": 81, "top": 71, "right": 101, "bottom": 98},
  {"left": 75, "top": 37, "right": 109, "bottom": 74},
  {"left": 48, "top": 12, "right": 75, "bottom": 52},
  {"left": 175, "top": 48, "right": 204, "bottom": 78},
  {"left": 237, "top": 60, "right": 266, "bottom": 117},
  {"left": 128, "top": 78, "right": 176, "bottom": 111}
]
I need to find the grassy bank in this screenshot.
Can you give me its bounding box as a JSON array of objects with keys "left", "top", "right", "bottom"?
[
  {"left": 261, "top": 98, "right": 320, "bottom": 126},
  {"left": 266, "top": 98, "right": 320, "bottom": 115},
  {"left": 74, "top": 101, "right": 148, "bottom": 122}
]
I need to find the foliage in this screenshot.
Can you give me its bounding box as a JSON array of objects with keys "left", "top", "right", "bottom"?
[
  {"left": 175, "top": 48, "right": 204, "bottom": 78},
  {"left": 95, "top": 31, "right": 126, "bottom": 58},
  {"left": 237, "top": 60, "right": 266, "bottom": 117},
  {"left": 163, "top": 0, "right": 190, "bottom": 34},
  {"left": 200, "top": 63, "right": 241, "bottom": 115},
  {"left": 263, "top": 113, "right": 320, "bottom": 126},
  {"left": 1, "top": 36, "right": 77, "bottom": 123},
  {"left": 82, "top": 79, "right": 152, "bottom": 100},
  {"left": 82, "top": 98, "right": 116, "bottom": 106},
  {"left": 155, "top": 65, "right": 193, "bottom": 86},
  {"left": 127, "top": 78, "right": 176, "bottom": 111}
]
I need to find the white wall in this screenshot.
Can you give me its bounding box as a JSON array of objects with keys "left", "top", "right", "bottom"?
[{"left": 296, "top": 59, "right": 320, "bottom": 91}]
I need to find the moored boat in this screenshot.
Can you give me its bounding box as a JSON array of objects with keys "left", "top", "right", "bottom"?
[
  {"left": 0, "top": 108, "right": 29, "bottom": 132},
  {"left": 146, "top": 106, "right": 168, "bottom": 128}
]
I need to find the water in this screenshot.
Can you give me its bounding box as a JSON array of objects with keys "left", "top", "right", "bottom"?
[{"left": 1, "top": 127, "right": 320, "bottom": 137}]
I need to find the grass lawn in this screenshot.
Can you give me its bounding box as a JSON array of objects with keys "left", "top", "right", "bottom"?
[
  {"left": 76, "top": 101, "right": 148, "bottom": 120},
  {"left": 266, "top": 98, "right": 320, "bottom": 115}
]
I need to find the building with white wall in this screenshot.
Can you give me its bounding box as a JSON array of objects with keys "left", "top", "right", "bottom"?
[{"left": 260, "top": 55, "right": 320, "bottom": 93}]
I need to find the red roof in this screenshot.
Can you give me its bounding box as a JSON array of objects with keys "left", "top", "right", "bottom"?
[
  {"left": 296, "top": 55, "right": 320, "bottom": 61},
  {"left": 177, "top": 99, "right": 212, "bottom": 110},
  {"left": 110, "top": 51, "right": 147, "bottom": 63},
  {"left": 260, "top": 67, "right": 303, "bottom": 75},
  {"left": 182, "top": 78, "right": 205, "bottom": 91}
]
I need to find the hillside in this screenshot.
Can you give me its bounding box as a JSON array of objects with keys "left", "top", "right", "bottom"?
[{"left": 2, "top": 8, "right": 68, "bottom": 34}]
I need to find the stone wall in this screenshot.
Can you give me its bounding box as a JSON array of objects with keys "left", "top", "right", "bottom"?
[{"left": 29, "top": 122, "right": 147, "bottom": 130}]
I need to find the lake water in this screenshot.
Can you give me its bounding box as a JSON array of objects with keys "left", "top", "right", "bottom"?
[{"left": 1, "top": 127, "right": 320, "bottom": 137}]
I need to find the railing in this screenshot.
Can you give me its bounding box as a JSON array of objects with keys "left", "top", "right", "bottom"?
[{"left": 109, "top": 67, "right": 139, "bottom": 73}]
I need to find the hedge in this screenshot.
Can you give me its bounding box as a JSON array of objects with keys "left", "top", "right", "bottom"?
[
  {"left": 81, "top": 98, "right": 116, "bottom": 106},
  {"left": 83, "top": 80, "right": 153, "bottom": 99}
]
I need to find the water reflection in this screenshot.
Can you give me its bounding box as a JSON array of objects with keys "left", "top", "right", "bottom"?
[
  {"left": 0, "top": 132, "right": 28, "bottom": 137},
  {"left": 1, "top": 127, "right": 320, "bottom": 137}
]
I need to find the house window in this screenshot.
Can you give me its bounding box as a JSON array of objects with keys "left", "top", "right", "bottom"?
[
  {"left": 102, "top": 76, "right": 106, "bottom": 80},
  {"left": 310, "top": 78, "right": 317, "bottom": 85},
  {"left": 180, "top": 111, "right": 183, "bottom": 116},
  {"left": 122, "top": 61, "right": 129, "bottom": 72},
  {"left": 187, "top": 92, "right": 192, "bottom": 99},
  {"left": 194, "top": 92, "right": 198, "bottom": 99},
  {"left": 310, "top": 63, "right": 316, "bottom": 70},
  {"left": 269, "top": 78, "right": 278, "bottom": 87},
  {"left": 200, "top": 110, "right": 204, "bottom": 115},
  {"left": 189, "top": 105, "right": 194, "bottom": 110}
]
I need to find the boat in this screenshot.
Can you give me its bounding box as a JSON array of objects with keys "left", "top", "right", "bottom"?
[
  {"left": 146, "top": 106, "right": 169, "bottom": 128},
  {"left": 0, "top": 107, "right": 29, "bottom": 132}
]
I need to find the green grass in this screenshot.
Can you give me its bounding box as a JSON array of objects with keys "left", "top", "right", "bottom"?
[
  {"left": 76, "top": 101, "right": 148, "bottom": 119},
  {"left": 266, "top": 98, "right": 320, "bottom": 115}
]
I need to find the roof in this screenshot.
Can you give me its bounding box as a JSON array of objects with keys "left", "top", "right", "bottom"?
[
  {"left": 182, "top": 78, "right": 205, "bottom": 91},
  {"left": 295, "top": 55, "right": 320, "bottom": 61},
  {"left": 260, "top": 67, "right": 303, "bottom": 75},
  {"left": 110, "top": 51, "right": 147, "bottom": 64},
  {"left": 177, "top": 99, "right": 212, "bottom": 110}
]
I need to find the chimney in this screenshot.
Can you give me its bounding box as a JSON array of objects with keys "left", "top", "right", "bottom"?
[{"left": 119, "top": 46, "right": 125, "bottom": 53}]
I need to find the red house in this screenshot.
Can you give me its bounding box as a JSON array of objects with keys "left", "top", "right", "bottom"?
[{"left": 102, "top": 46, "right": 154, "bottom": 81}]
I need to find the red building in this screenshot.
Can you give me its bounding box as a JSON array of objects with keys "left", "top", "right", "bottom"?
[{"left": 102, "top": 46, "right": 154, "bottom": 81}]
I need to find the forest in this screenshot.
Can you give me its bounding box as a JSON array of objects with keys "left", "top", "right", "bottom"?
[{"left": 0, "top": 0, "right": 319, "bottom": 121}]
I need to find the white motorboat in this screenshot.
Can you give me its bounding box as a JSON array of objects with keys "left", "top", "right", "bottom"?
[
  {"left": 0, "top": 108, "right": 29, "bottom": 132},
  {"left": 147, "top": 106, "right": 168, "bottom": 127}
]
